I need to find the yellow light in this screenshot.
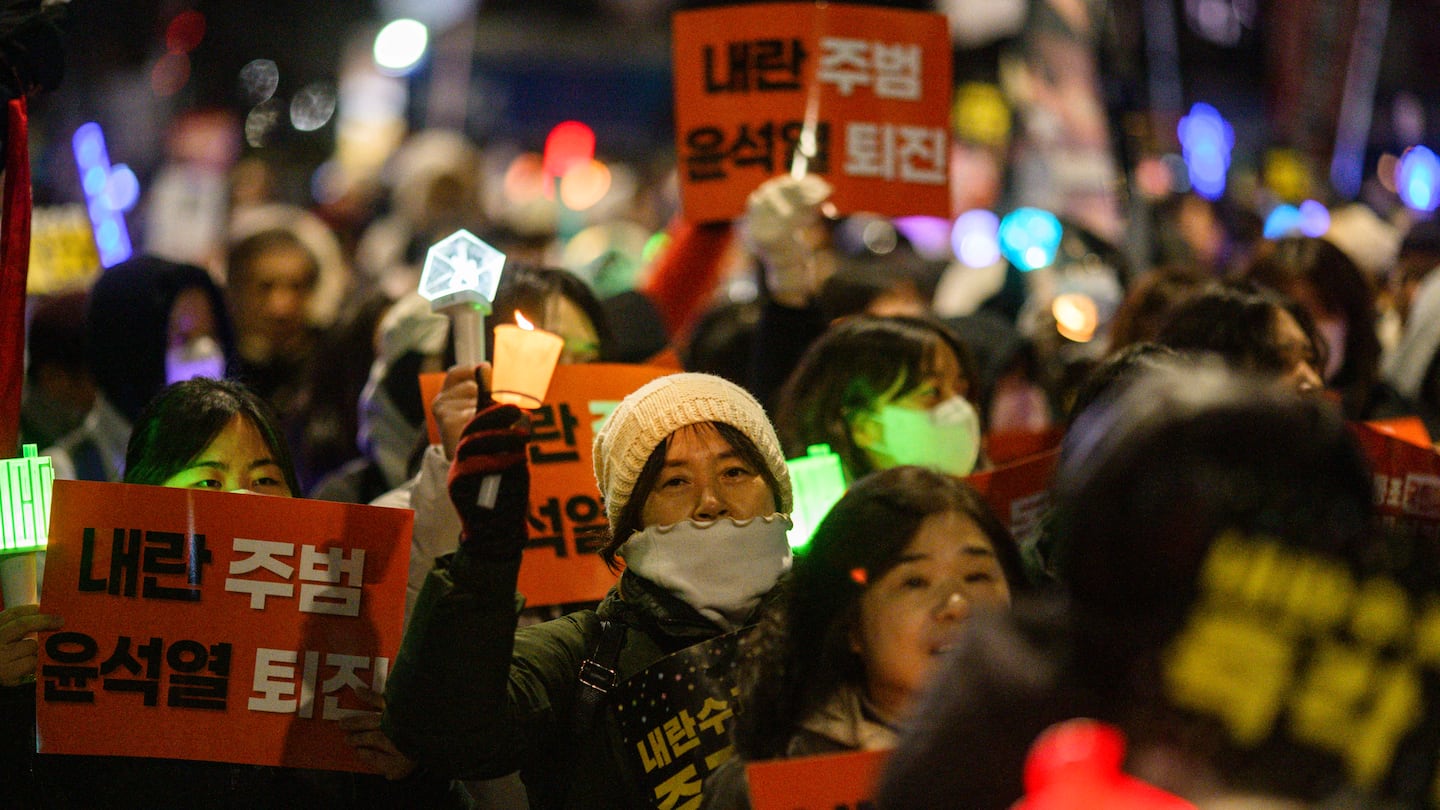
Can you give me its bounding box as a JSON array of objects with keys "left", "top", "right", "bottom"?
[
  {"left": 952, "top": 82, "right": 1011, "bottom": 148},
  {"left": 1263, "top": 148, "right": 1312, "bottom": 203},
  {"left": 514, "top": 310, "right": 535, "bottom": 330},
  {"left": 1053, "top": 293, "right": 1099, "bottom": 343},
  {"left": 559, "top": 159, "right": 612, "bottom": 211}
]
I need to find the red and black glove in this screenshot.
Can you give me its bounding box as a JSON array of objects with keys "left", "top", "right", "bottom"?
[{"left": 447, "top": 395, "right": 531, "bottom": 562}]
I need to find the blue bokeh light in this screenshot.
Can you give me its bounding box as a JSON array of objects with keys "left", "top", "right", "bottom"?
[
  {"left": 998, "top": 207, "right": 1062, "bottom": 271},
  {"left": 72, "top": 122, "right": 133, "bottom": 267},
  {"left": 1177, "top": 103, "right": 1234, "bottom": 201},
  {"left": 1297, "top": 199, "right": 1330, "bottom": 238},
  {"left": 1397, "top": 146, "right": 1440, "bottom": 213},
  {"left": 950, "top": 210, "right": 1001, "bottom": 268},
  {"left": 1263, "top": 204, "right": 1302, "bottom": 239}
]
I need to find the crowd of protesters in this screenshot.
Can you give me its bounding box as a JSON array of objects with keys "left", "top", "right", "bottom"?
[{"left": 3, "top": 121, "right": 1440, "bottom": 810}]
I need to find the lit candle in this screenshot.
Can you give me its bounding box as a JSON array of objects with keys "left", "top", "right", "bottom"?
[{"left": 491, "top": 311, "right": 565, "bottom": 409}]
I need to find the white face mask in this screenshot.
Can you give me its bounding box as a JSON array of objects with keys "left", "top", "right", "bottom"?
[
  {"left": 618, "top": 515, "right": 793, "bottom": 631},
  {"left": 869, "top": 395, "right": 981, "bottom": 476},
  {"left": 165, "top": 335, "right": 225, "bottom": 385},
  {"left": 1316, "top": 316, "right": 1347, "bottom": 381}
]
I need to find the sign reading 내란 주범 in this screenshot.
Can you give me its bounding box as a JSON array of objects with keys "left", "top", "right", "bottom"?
[
  {"left": 36, "top": 481, "right": 412, "bottom": 772},
  {"left": 672, "top": 2, "right": 952, "bottom": 223}
]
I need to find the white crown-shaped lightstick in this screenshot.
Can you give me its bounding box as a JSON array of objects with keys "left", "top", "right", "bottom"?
[{"left": 419, "top": 229, "right": 506, "bottom": 366}]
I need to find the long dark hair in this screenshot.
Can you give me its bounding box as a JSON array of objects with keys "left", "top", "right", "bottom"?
[
  {"left": 598, "top": 421, "right": 783, "bottom": 571},
  {"left": 777, "top": 315, "right": 978, "bottom": 482},
  {"left": 124, "top": 377, "right": 299, "bottom": 495},
  {"left": 733, "top": 465, "right": 1023, "bottom": 760}
]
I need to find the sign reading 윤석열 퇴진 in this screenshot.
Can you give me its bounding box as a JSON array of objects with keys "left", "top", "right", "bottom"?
[{"left": 672, "top": 2, "right": 952, "bottom": 223}]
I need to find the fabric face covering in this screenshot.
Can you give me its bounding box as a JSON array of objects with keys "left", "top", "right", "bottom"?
[
  {"left": 618, "top": 514, "right": 793, "bottom": 631},
  {"left": 871, "top": 395, "right": 981, "bottom": 476},
  {"left": 1315, "top": 316, "right": 1347, "bottom": 381},
  {"left": 165, "top": 335, "right": 225, "bottom": 385}
]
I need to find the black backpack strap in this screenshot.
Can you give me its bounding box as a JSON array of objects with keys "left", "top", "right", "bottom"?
[
  {"left": 555, "top": 618, "right": 627, "bottom": 807},
  {"left": 572, "top": 618, "right": 626, "bottom": 737}
]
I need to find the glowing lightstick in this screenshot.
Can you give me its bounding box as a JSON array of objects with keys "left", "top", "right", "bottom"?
[
  {"left": 491, "top": 311, "right": 564, "bottom": 409},
  {"left": 0, "top": 445, "right": 53, "bottom": 607},
  {"left": 72, "top": 122, "right": 136, "bottom": 268},
  {"left": 419, "top": 229, "right": 505, "bottom": 367},
  {"left": 784, "top": 445, "right": 848, "bottom": 552}
]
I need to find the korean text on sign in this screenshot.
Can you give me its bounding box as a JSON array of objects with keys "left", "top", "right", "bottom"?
[
  {"left": 37, "top": 481, "right": 412, "bottom": 772},
  {"left": 672, "top": 2, "right": 952, "bottom": 222}
]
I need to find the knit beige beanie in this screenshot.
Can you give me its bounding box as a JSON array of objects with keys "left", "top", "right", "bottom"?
[{"left": 593, "top": 372, "right": 793, "bottom": 529}]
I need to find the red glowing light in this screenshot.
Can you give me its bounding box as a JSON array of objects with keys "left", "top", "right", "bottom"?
[
  {"left": 543, "top": 121, "right": 596, "bottom": 179},
  {"left": 166, "top": 10, "right": 206, "bottom": 54}
]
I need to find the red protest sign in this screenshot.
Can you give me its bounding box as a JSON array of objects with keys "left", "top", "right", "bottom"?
[
  {"left": 747, "top": 748, "right": 888, "bottom": 810},
  {"left": 965, "top": 447, "right": 1062, "bottom": 541},
  {"left": 1353, "top": 420, "right": 1440, "bottom": 543},
  {"left": 672, "top": 3, "right": 952, "bottom": 223},
  {"left": 516, "top": 363, "right": 672, "bottom": 606},
  {"left": 36, "top": 480, "right": 411, "bottom": 772}
]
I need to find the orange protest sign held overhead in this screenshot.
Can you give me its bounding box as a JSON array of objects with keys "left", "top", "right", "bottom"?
[
  {"left": 672, "top": 2, "right": 952, "bottom": 223},
  {"left": 37, "top": 480, "right": 412, "bottom": 773}
]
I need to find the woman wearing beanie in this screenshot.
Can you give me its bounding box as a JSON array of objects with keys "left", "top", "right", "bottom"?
[{"left": 382, "top": 369, "right": 794, "bottom": 810}]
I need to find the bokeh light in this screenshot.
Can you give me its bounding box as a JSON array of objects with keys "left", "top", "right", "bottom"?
[
  {"left": 1377, "top": 154, "right": 1399, "bottom": 193},
  {"left": 1397, "top": 145, "right": 1440, "bottom": 213},
  {"left": 72, "top": 122, "right": 132, "bottom": 268},
  {"left": 102, "top": 165, "right": 140, "bottom": 212},
  {"left": 165, "top": 10, "right": 206, "bottom": 54},
  {"left": 503, "top": 152, "right": 548, "bottom": 206},
  {"left": 642, "top": 231, "right": 670, "bottom": 264},
  {"left": 245, "top": 100, "right": 282, "bottom": 148},
  {"left": 544, "top": 121, "right": 597, "bottom": 179},
  {"left": 1263, "top": 204, "right": 1302, "bottom": 239},
  {"left": 290, "top": 82, "right": 337, "bottom": 132},
  {"left": 951, "top": 209, "right": 1001, "bottom": 268},
  {"left": 239, "top": 59, "right": 279, "bottom": 105},
  {"left": 952, "top": 82, "right": 1010, "bottom": 147},
  {"left": 1177, "top": 102, "right": 1233, "bottom": 201},
  {"left": 1053, "top": 293, "right": 1099, "bottom": 343},
  {"left": 373, "top": 18, "right": 428, "bottom": 75},
  {"left": 1297, "top": 199, "right": 1330, "bottom": 237},
  {"left": 559, "top": 159, "right": 612, "bottom": 211},
  {"left": 998, "top": 207, "right": 1062, "bottom": 271},
  {"left": 151, "top": 51, "right": 190, "bottom": 97},
  {"left": 892, "top": 216, "right": 952, "bottom": 260}
]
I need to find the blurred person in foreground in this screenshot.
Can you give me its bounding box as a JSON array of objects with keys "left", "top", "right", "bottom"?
[{"left": 876, "top": 364, "right": 1437, "bottom": 809}]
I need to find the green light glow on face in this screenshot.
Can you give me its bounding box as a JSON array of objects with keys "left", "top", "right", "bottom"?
[
  {"left": 1, "top": 445, "right": 53, "bottom": 554},
  {"left": 785, "top": 444, "right": 848, "bottom": 552}
]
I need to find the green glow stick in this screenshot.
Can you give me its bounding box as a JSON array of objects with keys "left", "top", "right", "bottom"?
[
  {"left": 784, "top": 444, "right": 847, "bottom": 552},
  {"left": 1, "top": 445, "right": 52, "bottom": 555}
]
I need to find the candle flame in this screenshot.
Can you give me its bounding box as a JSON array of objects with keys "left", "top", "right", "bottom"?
[{"left": 514, "top": 310, "right": 534, "bottom": 331}]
